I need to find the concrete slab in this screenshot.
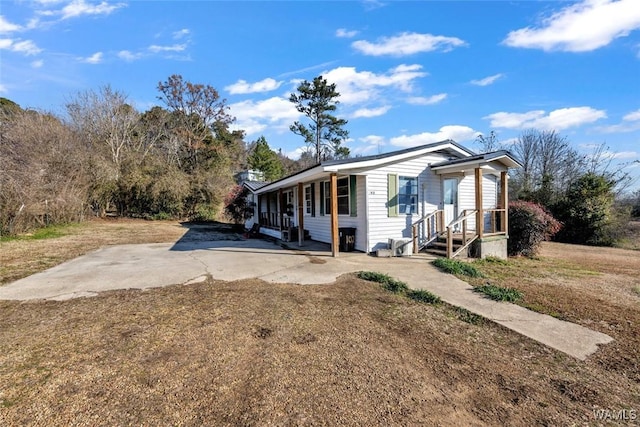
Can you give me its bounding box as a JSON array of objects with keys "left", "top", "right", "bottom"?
[{"left": 0, "top": 238, "right": 613, "bottom": 360}]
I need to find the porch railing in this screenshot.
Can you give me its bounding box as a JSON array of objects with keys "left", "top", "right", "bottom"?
[
  {"left": 446, "top": 209, "right": 478, "bottom": 258},
  {"left": 483, "top": 208, "right": 507, "bottom": 235},
  {"left": 411, "top": 209, "right": 444, "bottom": 254},
  {"left": 259, "top": 212, "right": 292, "bottom": 230}
]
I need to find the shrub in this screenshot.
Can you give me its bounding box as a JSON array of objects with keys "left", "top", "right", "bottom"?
[
  {"left": 552, "top": 173, "right": 622, "bottom": 246},
  {"left": 508, "top": 200, "right": 561, "bottom": 257},
  {"left": 432, "top": 258, "right": 484, "bottom": 278},
  {"left": 224, "top": 185, "right": 254, "bottom": 226},
  {"left": 474, "top": 283, "right": 523, "bottom": 302}
]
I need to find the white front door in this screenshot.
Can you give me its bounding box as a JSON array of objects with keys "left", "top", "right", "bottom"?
[{"left": 443, "top": 178, "right": 458, "bottom": 227}]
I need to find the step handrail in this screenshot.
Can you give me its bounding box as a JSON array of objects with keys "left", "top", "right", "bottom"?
[
  {"left": 411, "top": 209, "right": 444, "bottom": 253},
  {"left": 446, "top": 209, "right": 478, "bottom": 258}
]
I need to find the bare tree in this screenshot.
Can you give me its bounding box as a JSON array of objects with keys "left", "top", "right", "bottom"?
[
  {"left": 66, "top": 86, "right": 139, "bottom": 178},
  {"left": 157, "top": 74, "right": 233, "bottom": 170}
]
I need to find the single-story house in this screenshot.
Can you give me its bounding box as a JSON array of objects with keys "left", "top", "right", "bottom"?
[{"left": 243, "top": 140, "right": 522, "bottom": 259}]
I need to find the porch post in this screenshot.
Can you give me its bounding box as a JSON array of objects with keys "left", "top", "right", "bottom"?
[
  {"left": 278, "top": 189, "right": 284, "bottom": 231},
  {"left": 297, "top": 182, "right": 304, "bottom": 247},
  {"left": 500, "top": 171, "right": 509, "bottom": 234},
  {"left": 257, "top": 194, "right": 262, "bottom": 225},
  {"left": 266, "top": 193, "right": 271, "bottom": 228},
  {"left": 330, "top": 173, "right": 339, "bottom": 257},
  {"left": 475, "top": 168, "right": 483, "bottom": 238}
]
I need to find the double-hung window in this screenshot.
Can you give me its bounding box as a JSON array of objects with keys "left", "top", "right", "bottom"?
[
  {"left": 304, "top": 185, "right": 312, "bottom": 215},
  {"left": 398, "top": 176, "right": 418, "bottom": 214},
  {"left": 322, "top": 177, "right": 351, "bottom": 215}
]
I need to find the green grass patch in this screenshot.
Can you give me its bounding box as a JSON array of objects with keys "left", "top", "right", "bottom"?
[
  {"left": 451, "top": 307, "right": 485, "bottom": 325},
  {"left": 357, "top": 271, "right": 408, "bottom": 294},
  {"left": 432, "top": 258, "right": 484, "bottom": 278},
  {"left": 406, "top": 289, "right": 441, "bottom": 305},
  {"left": 0, "top": 224, "right": 79, "bottom": 242},
  {"left": 473, "top": 283, "right": 523, "bottom": 302},
  {"left": 357, "top": 271, "right": 441, "bottom": 306}
]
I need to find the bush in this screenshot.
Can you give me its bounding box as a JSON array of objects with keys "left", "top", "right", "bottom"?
[
  {"left": 432, "top": 258, "right": 484, "bottom": 278},
  {"left": 508, "top": 201, "right": 561, "bottom": 257},
  {"left": 552, "top": 173, "right": 622, "bottom": 246},
  {"left": 224, "top": 185, "right": 255, "bottom": 226}
]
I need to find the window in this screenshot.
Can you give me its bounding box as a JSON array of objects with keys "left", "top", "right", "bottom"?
[
  {"left": 337, "top": 177, "right": 349, "bottom": 215},
  {"left": 322, "top": 177, "right": 350, "bottom": 216},
  {"left": 323, "top": 181, "right": 331, "bottom": 215},
  {"left": 398, "top": 176, "right": 417, "bottom": 214},
  {"left": 304, "top": 185, "right": 312, "bottom": 215}
]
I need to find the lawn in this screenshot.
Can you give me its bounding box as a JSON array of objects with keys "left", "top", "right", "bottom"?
[{"left": 0, "top": 219, "right": 638, "bottom": 426}]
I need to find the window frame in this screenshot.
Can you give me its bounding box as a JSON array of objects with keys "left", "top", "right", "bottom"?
[
  {"left": 398, "top": 176, "right": 418, "bottom": 215},
  {"left": 304, "top": 185, "right": 312, "bottom": 216},
  {"left": 322, "top": 177, "right": 350, "bottom": 216}
]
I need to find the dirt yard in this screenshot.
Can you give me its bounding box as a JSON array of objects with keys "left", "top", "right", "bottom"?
[{"left": 0, "top": 219, "right": 639, "bottom": 426}]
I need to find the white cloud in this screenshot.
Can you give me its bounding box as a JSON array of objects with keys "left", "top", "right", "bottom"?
[
  {"left": 60, "top": 0, "right": 126, "bottom": 20},
  {"left": 81, "top": 51, "right": 103, "bottom": 64},
  {"left": 148, "top": 44, "right": 186, "bottom": 53},
  {"left": 225, "top": 78, "right": 283, "bottom": 95},
  {"left": 596, "top": 108, "right": 640, "bottom": 133},
  {"left": 484, "top": 107, "right": 607, "bottom": 130},
  {"left": 0, "top": 83, "right": 7, "bottom": 94},
  {"left": 117, "top": 50, "right": 142, "bottom": 61},
  {"left": 390, "top": 125, "right": 480, "bottom": 148},
  {"left": 623, "top": 109, "right": 640, "bottom": 121},
  {"left": 407, "top": 93, "right": 447, "bottom": 105},
  {"left": 352, "top": 32, "right": 466, "bottom": 56},
  {"left": 470, "top": 73, "right": 504, "bottom": 86},
  {"left": 0, "top": 15, "right": 22, "bottom": 33},
  {"left": 0, "top": 38, "right": 42, "bottom": 55},
  {"left": 173, "top": 28, "right": 190, "bottom": 39},
  {"left": 360, "top": 135, "right": 385, "bottom": 146},
  {"left": 31, "top": 59, "right": 44, "bottom": 68},
  {"left": 336, "top": 28, "right": 358, "bottom": 38},
  {"left": 352, "top": 135, "right": 386, "bottom": 155},
  {"left": 322, "top": 64, "right": 427, "bottom": 105},
  {"left": 503, "top": 0, "right": 640, "bottom": 52},
  {"left": 351, "top": 106, "right": 390, "bottom": 118},
  {"left": 229, "top": 96, "right": 301, "bottom": 136}
]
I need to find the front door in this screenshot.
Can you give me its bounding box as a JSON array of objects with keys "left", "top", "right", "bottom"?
[{"left": 443, "top": 178, "right": 458, "bottom": 227}]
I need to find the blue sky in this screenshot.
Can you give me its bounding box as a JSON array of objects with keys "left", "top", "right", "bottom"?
[{"left": 1, "top": 0, "right": 639, "bottom": 189}]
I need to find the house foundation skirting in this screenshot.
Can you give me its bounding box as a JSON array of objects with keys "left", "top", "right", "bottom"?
[{"left": 471, "top": 235, "right": 508, "bottom": 259}]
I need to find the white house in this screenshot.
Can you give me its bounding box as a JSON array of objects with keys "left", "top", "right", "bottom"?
[{"left": 243, "top": 140, "right": 521, "bottom": 259}]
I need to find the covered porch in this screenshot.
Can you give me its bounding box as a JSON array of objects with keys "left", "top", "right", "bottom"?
[{"left": 411, "top": 152, "right": 520, "bottom": 259}]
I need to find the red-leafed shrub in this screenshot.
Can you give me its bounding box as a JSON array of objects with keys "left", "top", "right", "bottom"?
[
  {"left": 224, "top": 185, "right": 254, "bottom": 228},
  {"left": 508, "top": 201, "right": 561, "bottom": 257}
]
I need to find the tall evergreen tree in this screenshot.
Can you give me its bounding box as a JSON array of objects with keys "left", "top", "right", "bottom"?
[
  {"left": 289, "top": 76, "right": 349, "bottom": 163},
  {"left": 247, "top": 136, "right": 283, "bottom": 181}
]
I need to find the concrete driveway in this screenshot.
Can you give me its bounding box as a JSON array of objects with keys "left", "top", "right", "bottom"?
[
  {"left": 0, "top": 235, "right": 613, "bottom": 360},
  {"left": 0, "top": 238, "right": 381, "bottom": 301}
]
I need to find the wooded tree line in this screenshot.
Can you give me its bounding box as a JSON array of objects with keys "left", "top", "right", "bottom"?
[
  {"left": 0, "top": 76, "right": 311, "bottom": 236},
  {"left": 478, "top": 130, "right": 639, "bottom": 246}
]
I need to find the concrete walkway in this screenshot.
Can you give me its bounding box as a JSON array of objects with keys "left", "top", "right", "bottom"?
[
  {"left": 0, "top": 238, "right": 612, "bottom": 360},
  {"left": 366, "top": 257, "right": 614, "bottom": 361}
]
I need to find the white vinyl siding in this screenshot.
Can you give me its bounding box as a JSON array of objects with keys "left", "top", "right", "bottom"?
[
  {"left": 366, "top": 154, "right": 448, "bottom": 252},
  {"left": 303, "top": 176, "right": 366, "bottom": 251}
]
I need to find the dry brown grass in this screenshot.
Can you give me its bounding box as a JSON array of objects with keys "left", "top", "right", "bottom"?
[
  {"left": 0, "top": 218, "right": 186, "bottom": 284},
  {"left": 0, "top": 219, "right": 639, "bottom": 425}
]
